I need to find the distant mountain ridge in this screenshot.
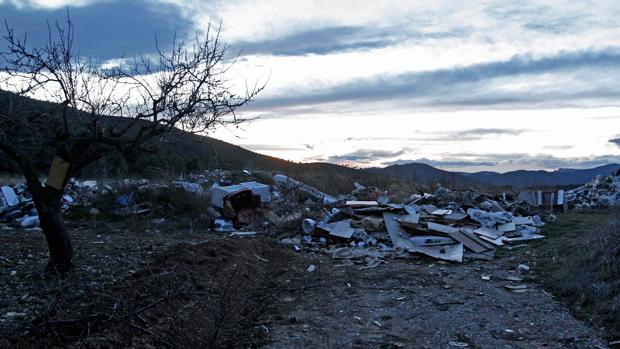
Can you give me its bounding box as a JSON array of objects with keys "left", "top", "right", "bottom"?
[{"left": 367, "top": 162, "right": 620, "bottom": 189}]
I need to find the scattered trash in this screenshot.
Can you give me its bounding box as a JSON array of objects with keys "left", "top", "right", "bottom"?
[
  {"left": 517, "top": 264, "right": 530, "bottom": 273},
  {"left": 213, "top": 219, "right": 235, "bottom": 232},
  {"left": 504, "top": 284, "right": 528, "bottom": 293},
  {"left": 307, "top": 264, "right": 317, "bottom": 273},
  {"left": 302, "top": 218, "right": 316, "bottom": 234}
]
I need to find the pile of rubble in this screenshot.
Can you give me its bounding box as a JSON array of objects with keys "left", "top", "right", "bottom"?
[
  {"left": 269, "top": 181, "right": 547, "bottom": 264},
  {"left": 1, "top": 169, "right": 618, "bottom": 265},
  {"left": 0, "top": 179, "right": 103, "bottom": 229},
  {"left": 567, "top": 173, "right": 620, "bottom": 208}
]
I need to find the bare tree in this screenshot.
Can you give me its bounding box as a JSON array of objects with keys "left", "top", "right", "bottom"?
[{"left": 0, "top": 16, "right": 262, "bottom": 273}]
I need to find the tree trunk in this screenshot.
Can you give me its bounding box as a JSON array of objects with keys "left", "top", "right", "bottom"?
[{"left": 33, "top": 187, "right": 74, "bottom": 273}]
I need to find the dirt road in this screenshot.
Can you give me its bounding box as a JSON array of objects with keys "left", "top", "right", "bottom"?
[{"left": 259, "top": 246, "right": 607, "bottom": 349}]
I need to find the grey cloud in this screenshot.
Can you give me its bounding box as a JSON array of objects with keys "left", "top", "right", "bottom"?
[
  {"left": 425, "top": 128, "right": 530, "bottom": 141},
  {"left": 249, "top": 48, "right": 620, "bottom": 112},
  {"left": 344, "top": 137, "right": 408, "bottom": 142},
  {"left": 327, "top": 148, "right": 409, "bottom": 163},
  {"left": 235, "top": 26, "right": 395, "bottom": 56},
  {"left": 609, "top": 137, "right": 620, "bottom": 148},
  {"left": 234, "top": 25, "right": 471, "bottom": 57},
  {"left": 542, "top": 145, "right": 574, "bottom": 151}
]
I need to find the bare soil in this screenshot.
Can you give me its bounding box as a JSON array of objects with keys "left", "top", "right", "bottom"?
[
  {"left": 262, "top": 248, "right": 607, "bottom": 348},
  {"left": 0, "top": 220, "right": 609, "bottom": 348}
]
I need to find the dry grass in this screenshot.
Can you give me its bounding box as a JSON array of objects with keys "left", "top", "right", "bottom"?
[{"left": 533, "top": 208, "right": 620, "bottom": 341}]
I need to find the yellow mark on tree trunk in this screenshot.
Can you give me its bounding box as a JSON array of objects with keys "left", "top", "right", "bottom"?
[{"left": 47, "top": 157, "right": 70, "bottom": 190}]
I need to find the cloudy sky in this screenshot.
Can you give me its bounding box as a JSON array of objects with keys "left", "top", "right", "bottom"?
[{"left": 2, "top": 0, "right": 620, "bottom": 172}]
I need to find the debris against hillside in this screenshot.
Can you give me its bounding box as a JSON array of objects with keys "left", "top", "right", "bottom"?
[
  {"left": 267, "top": 173, "right": 619, "bottom": 265},
  {"left": 567, "top": 174, "right": 620, "bottom": 208},
  {"left": 2, "top": 170, "right": 619, "bottom": 265}
]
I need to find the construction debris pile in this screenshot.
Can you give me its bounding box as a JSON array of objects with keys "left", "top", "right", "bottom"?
[
  {"left": 1, "top": 169, "right": 618, "bottom": 265},
  {"left": 567, "top": 173, "right": 620, "bottom": 208},
  {"left": 274, "top": 181, "right": 547, "bottom": 264},
  {"left": 0, "top": 179, "right": 104, "bottom": 229}
]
